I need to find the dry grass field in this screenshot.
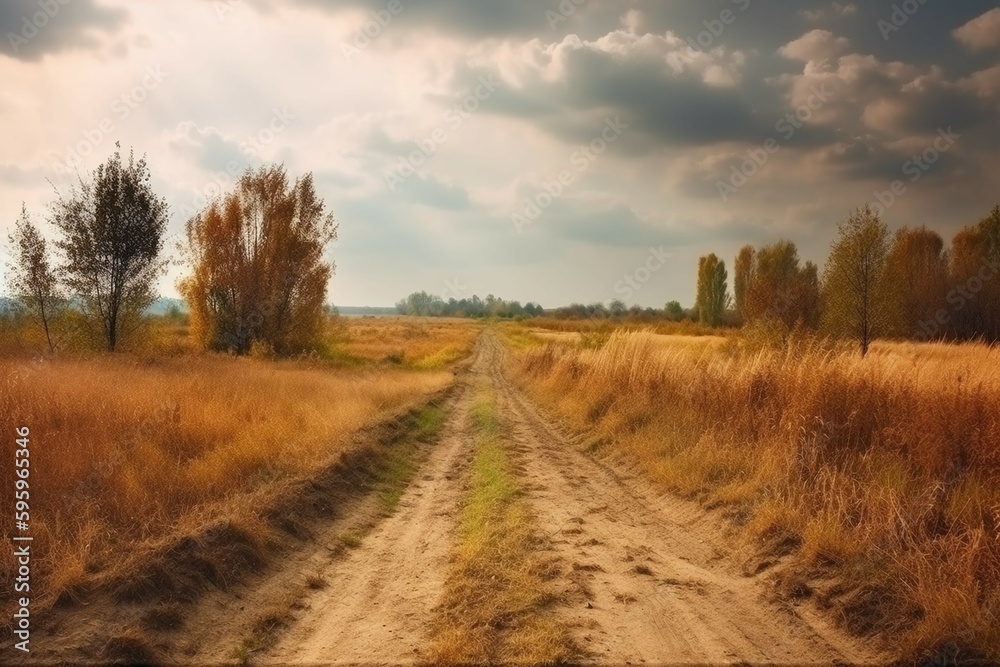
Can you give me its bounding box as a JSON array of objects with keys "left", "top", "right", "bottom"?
[
  {"left": 0, "top": 316, "right": 478, "bottom": 632},
  {"left": 3, "top": 314, "right": 997, "bottom": 664},
  {"left": 508, "top": 323, "right": 1000, "bottom": 662},
  {"left": 324, "top": 316, "right": 482, "bottom": 369}
]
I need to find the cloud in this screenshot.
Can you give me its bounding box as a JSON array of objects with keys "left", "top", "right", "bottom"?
[
  {"left": 4, "top": 0, "right": 1000, "bottom": 308},
  {"left": 953, "top": 8, "right": 1000, "bottom": 51},
  {"left": 447, "top": 29, "right": 765, "bottom": 151},
  {"left": 778, "top": 30, "right": 852, "bottom": 62},
  {"left": 1, "top": 0, "right": 126, "bottom": 61},
  {"left": 166, "top": 122, "right": 248, "bottom": 173},
  {"left": 291, "top": 0, "right": 560, "bottom": 39}
]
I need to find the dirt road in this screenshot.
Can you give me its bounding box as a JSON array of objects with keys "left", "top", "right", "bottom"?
[
  {"left": 200, "top": 330, "right": 879, "bottom": 665},
  {"left": 482, "top": 332, "right": 879, "bottom": 665},
  {"left": 255, "top": 346, "right": 483, "bottom": 665}
]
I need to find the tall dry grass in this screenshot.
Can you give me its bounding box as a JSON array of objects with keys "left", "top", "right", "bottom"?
[
  {"left": 324, "top": 317, "right": 481, "bottom": 369},
  {"left": 511, "top": 330, "right": 1000, "bottom": 662},
  {"left": 0, "top": 349, "right": 455, "bottom": 621}
]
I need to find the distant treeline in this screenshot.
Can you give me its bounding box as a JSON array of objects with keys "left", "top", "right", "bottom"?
[
  {"left": 692, "top": 203, "right": 1000, "bottom": 354},
  {"left": 395, "top": 292, "right": 544, "bottom": 318},
  {"left": 395, "top": 291, "right": 691, "bottom": 322},
  {"left": 549, "top": 300, "right": 688, "bottom": 321}
]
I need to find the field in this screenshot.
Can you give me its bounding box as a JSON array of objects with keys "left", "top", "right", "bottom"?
[
  {"left": 1, "top": 316, "right": 998, "bottom": 665},
  {"left": 0, "top": 317, "right": 478, "bottom": 636},
  {"left": 506, "top": 324, "right": 1000, "bottom": 662}
]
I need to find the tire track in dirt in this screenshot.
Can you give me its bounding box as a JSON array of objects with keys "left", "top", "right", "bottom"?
[
  {"left": 482, "top": 331, "right": 883, "bottom": 666},
  {"left": 250, "top": 337, "right": 492, "bottom": 666}
]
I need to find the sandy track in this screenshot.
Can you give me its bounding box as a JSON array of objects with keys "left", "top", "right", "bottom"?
[
  {"left": 253, "top": 338, "right": 490, "bottom": 666},
  {"left": 189, "top": 330, "right": 880, "bottom": 666},
  {"left": 481, "top": 332, "right": 882, "bottom": 666}
]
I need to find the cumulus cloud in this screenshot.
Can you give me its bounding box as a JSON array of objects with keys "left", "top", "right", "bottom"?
[
  {"left": 446, "top": 28, "right": 763, "bottom": 151},
  {"left": 779, "top": 30, "right": 852, "bottom": 62},
  {"left": 953, "top": 8, "right": 1000, "bottom": 51},
  {"left": 2, "top": 0, "right": 1000, "bottom": 308}
]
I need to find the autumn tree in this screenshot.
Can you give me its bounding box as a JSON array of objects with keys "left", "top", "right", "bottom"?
[
  {"left": 180, "top": 164, "right": 338, "bottom": 355},
  {"left": 733, "top": 245, "right": 755, "bottom": 322},
  {"left": 885, "top": 226, "right": 949, "bottom": 339},
  {"left": 664, "top": 300, "right": 685, "bottom": 321},
  {"left": 695, "top": 253, "right": 728, "bottom": 327},
  {"left": 737, "top": 240, "right": 820, "bottom": 330},
  {"left": 52, "top": 144, "right": 168, "bottom": 351},
  {"left": 821, "top": 205, "right": 891, "bottom": 356},
  {"left": 6, "top": 204, "right": 63, "bottom": 352},
  {"left": 948, "top": 205, "right": 1000, "bottom": 342}
]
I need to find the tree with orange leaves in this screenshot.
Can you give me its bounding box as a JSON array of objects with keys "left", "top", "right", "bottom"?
[{"left": 180, "top": 164, "right": 338, "bottom": 355}]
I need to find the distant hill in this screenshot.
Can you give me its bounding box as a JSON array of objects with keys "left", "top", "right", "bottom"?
[{"left": 147, "top": 298, "right": 189, "bottom": 316}]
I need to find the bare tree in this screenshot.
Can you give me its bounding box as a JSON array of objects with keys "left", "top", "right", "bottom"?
[{"left": 6, "top": 204, "right": 63, "bottom": 352}]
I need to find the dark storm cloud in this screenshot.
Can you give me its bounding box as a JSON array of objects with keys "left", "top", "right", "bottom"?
[
  {"left": 443, "top": 41, "right": 768, "bottom": 153},
  {"left": 550, "top": 49, "right": 762, "bottom": 147},
  {"left": 292, "top": 0, "right": 556, "bottom": 38},
  {"left": 273, "top": 1, "right": 1000, "bottom": 159},
  {"left": 1, "top": 0, "right": 126, "bottom": 61}
]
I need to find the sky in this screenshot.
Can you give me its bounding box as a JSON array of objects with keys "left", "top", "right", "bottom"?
[{"left": 1, "top": 0, "right": 999, "bottom": 308}]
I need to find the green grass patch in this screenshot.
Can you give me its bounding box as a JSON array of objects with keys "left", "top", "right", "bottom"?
[
  {"left": 338, "top": 532, "right": 362, "bottom": 549},
  {"left": 410, "top": 344, "right": 466, "bottom": 370},
  {"left": 413, "top": 404, "right": 447, "bottom": 441},
  {"left": 498, "top": 326, "right": 544, "bottom": 350},
  {"left": 371, "top": 404, "right": 448, "bottom": 514}
]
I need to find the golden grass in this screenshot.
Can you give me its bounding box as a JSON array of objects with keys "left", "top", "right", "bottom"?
[
  {"left": 0, "top": 312, "right": 481, "bottom": 367},
  {"left": 510, "top": 329, "right": 1000, "bottom": 663},
  {"left": 528, "top": 316, "right": 724, "bottom": 338},
  {"left": 323, "top": 316, "right": 481, "bottom": 369},
  {"left": 429, "top": 387, "right": 572, "bottom": 665},
  {"left": 0, "top": 317, "right": 469, "bottom": 622}
]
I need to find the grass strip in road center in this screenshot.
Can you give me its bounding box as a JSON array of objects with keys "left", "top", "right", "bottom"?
[{"left": 428, "top": 386, "right": 572, "bottom": 664}]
